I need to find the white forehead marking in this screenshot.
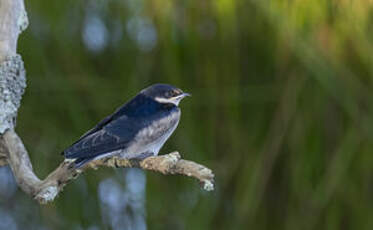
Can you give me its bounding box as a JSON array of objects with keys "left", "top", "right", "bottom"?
[{"left": 155, "top": 95, "right": 184, "bottom": 106}]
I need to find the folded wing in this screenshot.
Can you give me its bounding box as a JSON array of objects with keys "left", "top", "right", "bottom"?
[{"left": 63, "top": 115, "right": 145, "bottom": 164}]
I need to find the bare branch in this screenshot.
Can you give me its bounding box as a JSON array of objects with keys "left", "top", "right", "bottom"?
[
  {"left": 0, "top": 0, "right": 27, "bottom": 133},
  {"left": 1, "top": 129, "right": 215, "bottom": 204},
  {"left": 0, "top": 0, "right": 28, "bottom": 62}
]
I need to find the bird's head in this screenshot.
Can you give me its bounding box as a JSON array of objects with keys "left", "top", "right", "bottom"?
[{"left": 141, "top": 83, "right": 191, "bottom": 106}]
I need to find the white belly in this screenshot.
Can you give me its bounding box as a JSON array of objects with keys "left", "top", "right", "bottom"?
[{"left": 118, "top": 109, "right": 180, "bottom": 158}]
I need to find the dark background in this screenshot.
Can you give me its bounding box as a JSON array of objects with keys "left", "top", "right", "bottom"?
[{"left": 0, "top": 0, "right": 372, "bottom": 229}]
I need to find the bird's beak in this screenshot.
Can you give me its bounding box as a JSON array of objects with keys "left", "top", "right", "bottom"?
[
  {"left": 181, "top": 92, "right": 191, "bottom": 98},
  {"left": 171, "top": 92, "right": 190, "bottom": 105}
]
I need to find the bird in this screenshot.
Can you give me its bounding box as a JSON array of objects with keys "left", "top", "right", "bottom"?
[{"left": 62, "top": 83, "right": 190, "bottom": 168}]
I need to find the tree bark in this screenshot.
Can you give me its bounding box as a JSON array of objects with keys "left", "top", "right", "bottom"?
[{"left": 0, "top": 0, "right": 214, "bottom": 204}]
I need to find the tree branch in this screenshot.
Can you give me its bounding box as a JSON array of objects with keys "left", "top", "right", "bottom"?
[
  {"left": 0, "top": 0, "right": 28, "bottom": 62},
  {"left": 0, "top": 0, "right": 27, "bottom": 133},
  {"left": 0, "top": 129, "right": 215, "bottom": 204}
]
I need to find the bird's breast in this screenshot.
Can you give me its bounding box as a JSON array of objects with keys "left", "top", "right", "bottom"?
[{"left": 126, "top": 108, "right": 181, "bottom": 155}]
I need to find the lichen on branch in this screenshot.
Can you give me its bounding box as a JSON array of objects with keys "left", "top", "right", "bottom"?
[{"left": 0, "top": 55, "right": 26, "bottom": 133}]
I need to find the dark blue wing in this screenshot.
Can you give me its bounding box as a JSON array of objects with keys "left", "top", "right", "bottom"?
[
  {"left": 74, "top": 100, "right": 132, "bottom": 142},
  {"left": 63, "top": 115, "right": 145, "bottom": 160},
  {"left": 62, "top": 96, "right": 142, "bottom": 158}
]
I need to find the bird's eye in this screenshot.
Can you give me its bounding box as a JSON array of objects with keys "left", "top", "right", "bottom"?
[
  {"left": 165, "top": 89, "right": 182, "bottom": 98},
  {"left": 173, "top": 89, "right": 181, "bottom": 96},
  {"left": 167, "top": 90, "right": 177, "bottom": 97}
]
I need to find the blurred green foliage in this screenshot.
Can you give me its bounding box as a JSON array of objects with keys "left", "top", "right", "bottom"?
[{"left": 2, "top": 0, "right": 373, "bottom": 229}]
